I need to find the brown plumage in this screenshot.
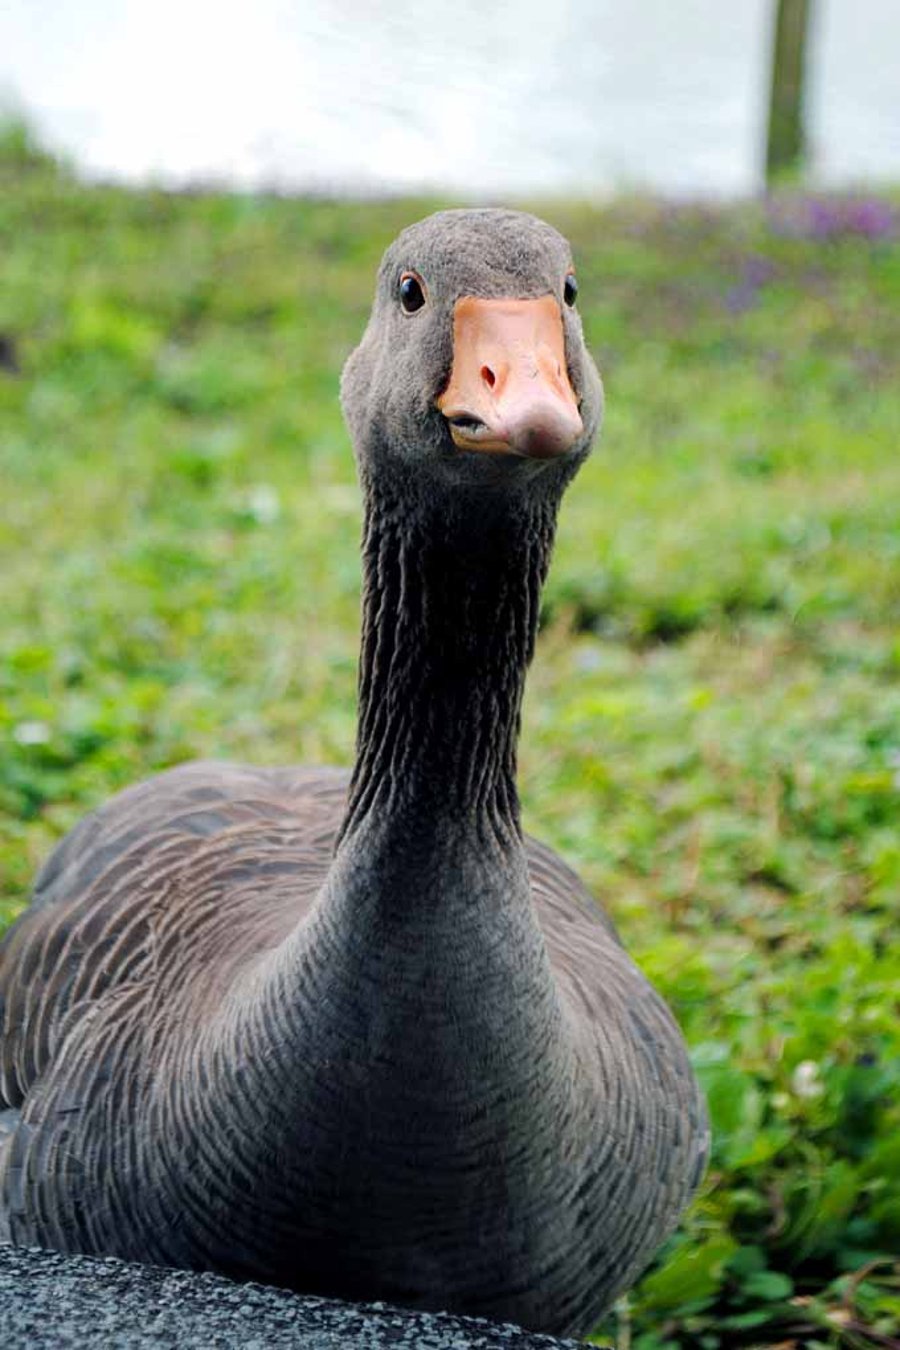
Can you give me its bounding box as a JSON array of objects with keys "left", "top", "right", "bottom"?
[{"left": 0, "top": 209, "right": 707, "bottom": 1338}]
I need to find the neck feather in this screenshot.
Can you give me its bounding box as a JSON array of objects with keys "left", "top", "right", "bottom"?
[{"left": 339, "top": 465, "right": 559, "bottom": 843}]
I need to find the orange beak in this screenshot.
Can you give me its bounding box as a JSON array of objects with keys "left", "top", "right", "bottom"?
[{"left": 436, "top": 295, "right": 583, "bottom": 459}]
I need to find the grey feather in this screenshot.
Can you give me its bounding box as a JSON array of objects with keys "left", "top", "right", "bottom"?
[{"left": 0, "top": 209, "right": 708, "bottom": 1339}]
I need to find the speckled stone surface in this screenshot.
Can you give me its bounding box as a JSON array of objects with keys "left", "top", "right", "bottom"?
[{"left": 0, "top": 1245, "right": 590, "bottom": 1348}]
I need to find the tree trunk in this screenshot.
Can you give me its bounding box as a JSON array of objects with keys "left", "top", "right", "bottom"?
[{"left": 766, "top": 0, "right": 813, "bottom": 184}]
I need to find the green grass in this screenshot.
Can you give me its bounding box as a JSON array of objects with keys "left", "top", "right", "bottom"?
[{"left": 1, "top": 125, "right": 899, "bottom": 1347}]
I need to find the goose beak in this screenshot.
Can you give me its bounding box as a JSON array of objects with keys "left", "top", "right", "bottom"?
[{"left": 436, "top": 295, "right": 583, "bottom": 459}]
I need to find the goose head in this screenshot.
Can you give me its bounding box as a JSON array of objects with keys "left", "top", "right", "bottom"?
[{"left": 341, "top": 208, "right": 604, "bottom": 493}]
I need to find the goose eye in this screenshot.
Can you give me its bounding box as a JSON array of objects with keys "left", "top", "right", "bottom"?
[
  {"left": 563, "top": 274, "right": 578, "bottom": 307},
  {"left": 399, "top": 272, "right": 426, "bottom": 314}
]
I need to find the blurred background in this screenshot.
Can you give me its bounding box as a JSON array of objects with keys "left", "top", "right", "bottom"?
[
  {"left": 3, "top": 0, "right": 900, "bottom": 197},
  {"left": 1, "top": 4, "right": 899, "bottom": 1350}
]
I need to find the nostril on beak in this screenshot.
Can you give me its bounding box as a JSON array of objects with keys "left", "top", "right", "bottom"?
[{"left": 480, "top": 364, "right": 496, "bottom": 389}]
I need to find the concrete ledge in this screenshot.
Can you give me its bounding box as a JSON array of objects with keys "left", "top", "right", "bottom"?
[{"left": 0, "top": 1245, "right": 590, "bottom": 1348}]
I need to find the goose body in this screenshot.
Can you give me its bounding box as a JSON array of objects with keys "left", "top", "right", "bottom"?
[{"left": 0, "top": 209, "right": 707, "bottom": 1337}]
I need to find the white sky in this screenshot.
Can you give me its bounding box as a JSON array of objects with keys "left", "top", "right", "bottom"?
[{"left": 1, "top": 0, "right": 897, "bottom": 196}]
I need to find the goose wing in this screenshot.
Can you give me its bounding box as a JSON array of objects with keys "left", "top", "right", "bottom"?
[{"left": 0, "top": 762, "right": 348, "bottom": 1110}]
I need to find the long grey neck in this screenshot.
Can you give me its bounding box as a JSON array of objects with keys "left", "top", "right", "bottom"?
[{"left": 339, "top": 464, "right": 559, "bottom": 849}]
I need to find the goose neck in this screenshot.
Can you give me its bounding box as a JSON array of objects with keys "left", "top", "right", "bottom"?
[{"left": 340, "top": 470, "right": 558, "bottom": 842}]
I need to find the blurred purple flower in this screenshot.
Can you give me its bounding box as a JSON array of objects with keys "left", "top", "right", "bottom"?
[
  {"left": 726, "top": 253, "right": 777, "bottom": 313},
  {"left": 767, "top": 195, "right": 897, "bottom": 241}
]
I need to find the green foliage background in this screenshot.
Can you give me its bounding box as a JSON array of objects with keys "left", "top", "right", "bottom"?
[{"left": 1, "top": 124, "right": 898, "bottom": 1347}]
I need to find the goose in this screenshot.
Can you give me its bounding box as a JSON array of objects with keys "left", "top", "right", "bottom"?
[{"left": 0, "top": 208, "right": 707, "bottom": 1339}]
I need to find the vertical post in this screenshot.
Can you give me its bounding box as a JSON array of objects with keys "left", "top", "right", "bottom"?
[{"left": 766, "top": 0, "right": 813, "bottom": 184}]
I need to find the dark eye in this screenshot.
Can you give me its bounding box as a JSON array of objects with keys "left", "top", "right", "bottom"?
[
  {"left": 399, "top": 272, "right": 426, "bottom": 313},
  {"left": 563, "top": 273, "right": 578, "bottom": 307}
]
